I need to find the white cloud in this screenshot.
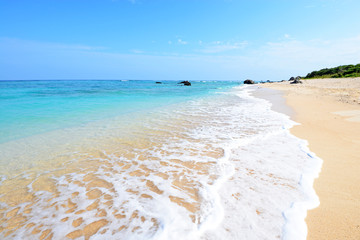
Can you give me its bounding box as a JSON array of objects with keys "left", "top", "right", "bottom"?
[
  {"left": 131, "top": 49, "right": 144, "bottom": 54},
  {"left": 197, "top": 41, "right": 248, "bottom": 53},
  {"left": 177, "top": 39, "right": 188, "bottom": 45},
  {"left": 0, "top": 37, "right": 106, "bottom": 51},
  {"left": 245, "top": 34, "right": 360, "bottom": 78},
  {"left": 1, "top": 35, "right": 360, "bottom": 81},
  {"left": 266, "top": 35, "right": 360, "bottom": 65}
]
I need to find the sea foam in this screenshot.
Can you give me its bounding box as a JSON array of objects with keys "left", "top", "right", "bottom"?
[
  {"left": 0, "top": 83, "right": 322, "bottom": 240},
  {"left": 201, "top": 86, "right": 322, "bottom": 240}
]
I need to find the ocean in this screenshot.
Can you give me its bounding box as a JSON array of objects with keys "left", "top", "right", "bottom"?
[{"left": 0, "top": 80, "right": 321, "bottom": 240}]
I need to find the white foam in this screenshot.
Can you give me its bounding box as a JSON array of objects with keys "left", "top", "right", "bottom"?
[
  {"left": 200, "top": 86, "right": 322, "bottom": 240},
  {"left": 0, "top": 85, "right": 322, "bottom": 240},
  {"left": 281, "top": 141, "right": 322, "bottom": 240}
]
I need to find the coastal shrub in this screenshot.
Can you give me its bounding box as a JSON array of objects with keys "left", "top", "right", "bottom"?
[{"left": 304, "top": 63, "right": 360, "bottom": 79}]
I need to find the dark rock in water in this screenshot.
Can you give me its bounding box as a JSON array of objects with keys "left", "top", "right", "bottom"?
[
  {"left": 281, "top": 80, "right": 286, "bottom": 82},
  {"left": 289, "top": 76, "right": 295, "bottom": 81},
  {"left": 178, "top": 81, "right": 191, "bottom": 86},
  {"left": 244, "top": 79, "right": 255, "bottom": 84},
  {"left": 266, "top": 80, "right": 272, "bottom": 83},
  {"left": 155, "top": 82, "right": 162, "bottom": 84}
]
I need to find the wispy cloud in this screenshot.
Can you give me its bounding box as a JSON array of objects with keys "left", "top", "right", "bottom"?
[
  {"left": 284, "top": 34, "right": 291, "bottom": 39},
  {"left": 0, "top": 37, "right": 106, "bottom": 51},
  {"left": 131, "top": 49, "right": 144, "bottom": 54},
  {"left": 197, "top": 41, "right": 248, "bottom": 53},
  {"left": 177, "top": 39, "right": 188, "bottom": 45},
  {"left": 1, "top": 35, "right": 360, "bottom": 81},
  {"left": 247, "top": 34, "right": 360, "bottom": 78},
  {"left": 263, "top": 35, "right": 360, "bottom": 65},
  {"left": 57, "top": 44, "right": 106, "bottom": 51}
]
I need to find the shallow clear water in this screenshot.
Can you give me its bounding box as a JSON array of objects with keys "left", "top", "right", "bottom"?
[
  {"left": 0, "top": 80, "right": 237, "bottom": 143},
  {"left": 0, "top": 80, "right": 321, "bottom": 240}
]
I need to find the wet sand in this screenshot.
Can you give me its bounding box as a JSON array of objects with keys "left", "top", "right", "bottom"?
[
  {"left": 259, "top": 78, "right": 360, "bottom": 239},
  {"left": 0, "top": 93, "right": 233, "bottom": 239}
]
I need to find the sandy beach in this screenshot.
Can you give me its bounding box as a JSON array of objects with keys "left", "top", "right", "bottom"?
[{"left": 259, "top": 78, "right": 360, "bottom": 239}]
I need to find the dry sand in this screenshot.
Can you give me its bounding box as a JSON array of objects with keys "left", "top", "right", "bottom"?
[{"left": 259, "top": 78, "right": 360, "bottom": 239}]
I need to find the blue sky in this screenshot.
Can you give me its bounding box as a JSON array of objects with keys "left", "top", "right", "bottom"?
[{"left": 1, "top": 0, "right": 360, "bottom": 80}]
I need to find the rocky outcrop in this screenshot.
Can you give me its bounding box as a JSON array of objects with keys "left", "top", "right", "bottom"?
[
  {"left": 290, "top": 77, "right": 303, "bottom": 84},
  {"left": 289, "top": 77, "right": 295, "bottom": 81},
  {"left": 155, "top": 82, "right": 162, "bottom": 84},
  {"left": 178, "top": 81, "right": 191, "bottom": 86},
  {"left": 244, "top": 79, "right": 255, "bottom": 84}
]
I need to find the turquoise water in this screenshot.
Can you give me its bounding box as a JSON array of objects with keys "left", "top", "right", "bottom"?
[
  {"left": 0, "top": 80, "right": 321, "bottom": 240},
  {"left": 0, "top": 80, "right": 239, "bottom": 143}
]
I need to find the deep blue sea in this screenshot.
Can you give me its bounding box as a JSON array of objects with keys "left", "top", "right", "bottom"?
[{"left": 0, "top": 80, "right": 321, "bottom": 240}]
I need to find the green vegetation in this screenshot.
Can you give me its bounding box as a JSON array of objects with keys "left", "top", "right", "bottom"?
[{"left": 304, "top": 64, "right": 360, "bottom": 79}]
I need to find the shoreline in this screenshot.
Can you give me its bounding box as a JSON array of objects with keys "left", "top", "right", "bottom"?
[
  {"left": 258, "top": 78, "right": 360, "bottom": 239},
  {"left": 1, "top": 80, "right": 358, "bottom": 239}
]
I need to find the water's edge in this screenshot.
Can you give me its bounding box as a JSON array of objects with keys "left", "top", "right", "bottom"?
[{"left": 250, "top": 86, "right": 323, "bottom": 240}]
